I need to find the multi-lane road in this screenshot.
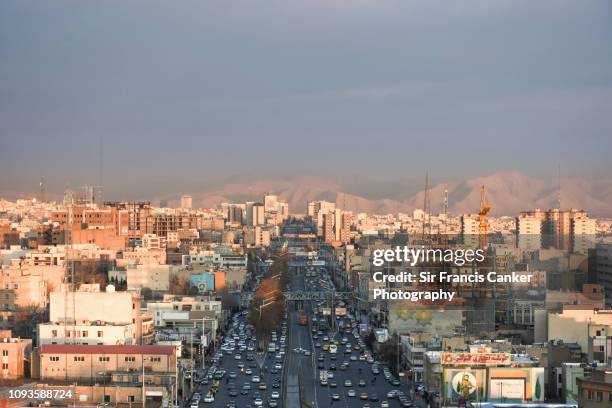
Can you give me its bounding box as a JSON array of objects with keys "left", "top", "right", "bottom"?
[{"left": 187, "top": 236, "right": 421, "bottom": 408}]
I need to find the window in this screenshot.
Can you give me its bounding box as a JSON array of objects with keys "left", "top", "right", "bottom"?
[
  {"left": 2, "top": 350, "right": 7, "bottom": 356},
  {"left": 97, "top": 331, "right": 103, "bottom": 337},
  {"left": 82, "top": 331, "right": 88, "bottom": 337},
  {"left": 73, "top": 356, "right": 85, "bottom": 362},
  {"left": 125, "top": 356, "right": 136, "bottom": 362},
  {"left": 51, "top": 330, "right": 57, "bottom": 338},
  {"left": 104, "top": 395, "right": 110, "bottom": 403},
  {"left": 150, "top": 357, "right": 161, "bottom": 362},
  {"left": 608, "top": 393, "right": 612, "bottom": 402},
  {"left": 128, "top": 396, "right": 135, "bottom": 403},
  {"left": 597, "top": 392, "right": 603, "bottom": 402},
  {"left": 99, "top": 356, "right": 110, "bottom": 362},
  {"left": 587, "top": 390, "right": 593, "bottom": 400},
  {"left": 49, "top": 356, "right": 60, "bottom": 362},
  {"left": 2, "top": 363, "right": 7, "bottom": 369}
]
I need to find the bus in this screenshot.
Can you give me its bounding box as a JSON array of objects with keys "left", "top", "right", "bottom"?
[{"left": 298, "top": 312, "right": 308, "bottom": 326}]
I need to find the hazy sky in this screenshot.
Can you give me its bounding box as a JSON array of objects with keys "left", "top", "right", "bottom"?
[{"left": 1, "top": 0, "right": 611, "bottom": 199}]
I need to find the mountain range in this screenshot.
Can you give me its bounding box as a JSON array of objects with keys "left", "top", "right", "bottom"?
[{"left": 162, "top": 171, "right": 612, "bottom": 217}]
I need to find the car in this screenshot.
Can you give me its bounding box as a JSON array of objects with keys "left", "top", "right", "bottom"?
[
  {"left": 358, "top": 379, "right": 366, "bottom": 387},
  {"left": 347, "top": 389, "right": 356, "bottom": 397},
  {"left": 332, "top": 393, "right": 340, "bottom": 401},
  {"left": 350, "top": 355, "right": 358, "bottom": 361},
  {"left": 344, "top": 380, "right": 352, "bottom": 387},
  {"left": 253, "top": 398, "right": 263, "bottom": 407},
  {"left": 267, "top": 400, "right": 278, "bottom": 407},
  {"left": 204, "top": 393, "right": 214, "bottom": 403},
  {"left": 251, "top": 375, "right": 260, "bottom": 383},
  {"left": 381, "top": 401, "right": 390, "bottom": 408},
  {"left": 258, "top": 383, "right": 267, "bottom": 390},
  {"left": 271, "top": 391, "right": 280, "bottom": 399},
  {"left": 369, "top": 394, "right": 379, "bottom": 402},
  {"left": 390, "top": 378, "right": 401, "bottom": 386},
  {"left": 330, "top": 382, "right": 337, "bottom": 388},
  {"left": 360, "top": 392, "right": 368, "bottom": 400},
  {"left": 245, "top": 368, "right": 253, "bottom": 375},
  {"left": 190, "top": 403, "right": 198, "bottom": 408},
  {"left": 272, "top": 382, "right": 280, "bottom": 388},
  {"left": 274, "top": 363, "right": 282, "bottom": 370},
  {"left": 387, "top": 390, "right": 399, "bottom": 399},
  {"left": 229, "top": 371, "right": 237, "bottom": 378},
  {"left": 228, "top": 389, "right": 238, "bottom": 397}
]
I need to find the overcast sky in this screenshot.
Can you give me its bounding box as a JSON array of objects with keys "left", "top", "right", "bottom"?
[{"left": 1, "top": 0, "right": 611, "bottom": 199}]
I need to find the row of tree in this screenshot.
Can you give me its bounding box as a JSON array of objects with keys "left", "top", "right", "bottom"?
[{"left": 248, "top": 250, "right": 289, "bottom": 350}]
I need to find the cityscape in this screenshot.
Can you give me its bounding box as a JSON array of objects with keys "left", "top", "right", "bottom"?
[
  {"left": 2, "top": 1, "right": 612, "bottom": 407},
  {"left": 0, "top": 189, "right": 611, "bottom": 407}
]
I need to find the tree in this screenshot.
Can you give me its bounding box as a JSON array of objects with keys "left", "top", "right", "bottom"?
[
  {"left": 378, "top": 333, "right": 402, "bottom": 376},
  {"left": 13, "top": 304, "right": 48, "bottom": 340},
  {"left": 220, "top": 290, "right": 239, "bottom": 312}
]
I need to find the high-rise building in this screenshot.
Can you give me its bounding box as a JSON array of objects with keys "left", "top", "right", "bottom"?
[
  {"left": 180, "top": 195, "right": 193, "bottom": 210},
  {"left": 250, "top": 203, "right": 265, "bottom": 226},
  {"left": 516, "top": 212, "right": 543, "bottom": 251},
  {"left": 264, "top": 194, "right": 278, "bottom": 213},
  {"left": 520, "top": 208, "right": 595, "bottom": 253},
  {"left": 323, "top": 212, "right": 335, "bottom": 244}
]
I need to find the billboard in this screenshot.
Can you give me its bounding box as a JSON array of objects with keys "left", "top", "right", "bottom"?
[
  {"left": 488, "top": 367, "right": 545, "bottom": 402},
  {"left": 443, "top": 368, "right": 487, "bottom": 405},
  {"left": 490, "top": 378, "right": 525, "bottom": 400},
  {"left": 389, "top": 303, "right": 464, "bottom": 336},
  {"left": 441, "top": 352, "right": 512, "bottom": 367}
]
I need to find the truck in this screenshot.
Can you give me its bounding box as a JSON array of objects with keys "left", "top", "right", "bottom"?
[{"left": 319, "top": 370, "right": 328, "bottom": 385}]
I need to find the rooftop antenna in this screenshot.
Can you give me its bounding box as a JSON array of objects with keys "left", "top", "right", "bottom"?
[
  {"left": 421, "top": 171, "right": 431, "bottom": 239},
  {"left": 39, "top": 178, "right": 45, "bottom": 203},
  {"left": 557, "top": 164, "right": 561, "bottom": 210},
  {"left": 97, "top": 135, "right": 103, "bottom": 205}
]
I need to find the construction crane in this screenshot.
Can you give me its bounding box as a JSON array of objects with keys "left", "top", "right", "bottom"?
[{"left": 479, "top": 185, "right": 491, "bottom": 248}]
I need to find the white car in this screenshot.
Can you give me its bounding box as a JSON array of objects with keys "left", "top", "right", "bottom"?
[
  {"left": 252, "top": 375, "right": 261, "bottom": 383},
  {"left": 254, "top": 398, "right": 263, "bottom": 406},
  {"left": 271, "top": 391, "right": 280, "bottom": 399},
  {"left": 203, "top": 393, "right": 214, "bottom": 403}
]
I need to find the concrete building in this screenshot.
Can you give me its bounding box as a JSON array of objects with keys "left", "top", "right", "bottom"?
[
  {"left": 126, "top": 264, "right": 172, "bottom": 292},
  {"left": 180, "top": 195, "right": 192, "bottom": 210},
  {"left": 35, "top": 344, "right": 177, "bottom": 406},
  {"left": 0, "top": 330, "right": 32, "bottom": 380},
  {"left": 263, "top": 194, "right": 278, "bottom": 213},
  {"left": 577, "top": 368, "right": 612, "bottom": 407},
  {"left": 516, "top": 213, "right": 542, "bottom": 251},
  {"left": 46, "top": 284, "right": 153, "bottom": 345}
]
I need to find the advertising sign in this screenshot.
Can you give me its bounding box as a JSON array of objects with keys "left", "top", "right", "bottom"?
[
  {"left": 443, "top": 368, "right": 487, "bottom": 405},
  {"left": 489, "top": 379, "right": 525, "bottom": 400},
  {"left": 441, "top": 352, "right": 512, "bottom": 367},
  {"left": 389, "top": 303, "right": 463, "bottom": 336}
]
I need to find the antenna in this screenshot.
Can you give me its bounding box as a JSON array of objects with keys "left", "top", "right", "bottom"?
[
  {"left": 421, "top": 171, "right": 431, "bottom": 239},
  {"left": 557, "top": 164, "right": 561, "bottom": 210},
  {"left": 39, "top": 178, "right": 45, "bottom": 203},
  {"left": 97, "top": 135, "right": 103, "bottom": 205}
]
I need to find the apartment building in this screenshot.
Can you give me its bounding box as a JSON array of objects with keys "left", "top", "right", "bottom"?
[
  {"left": 41, "top": 284, "right": 153, "bottom": 345},
  {"left": 0, "top": 330, "right": 32, "bottom": 380}
]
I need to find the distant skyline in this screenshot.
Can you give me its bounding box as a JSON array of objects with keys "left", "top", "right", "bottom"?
[{"left": 1, "top": 0, "right": 612, "bottom": 199}]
